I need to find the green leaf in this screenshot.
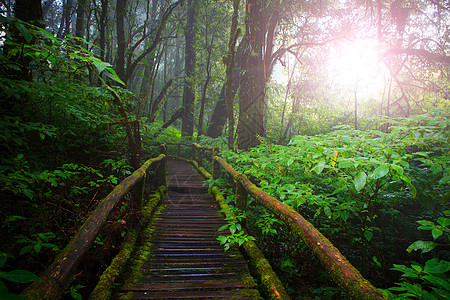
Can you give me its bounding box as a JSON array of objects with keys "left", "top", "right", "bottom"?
[
  {"left": 400, "top": 175, "right": 417, "bottom": 198},
  {"left": 431, "top": 228, "right": 443, "bottom": 240},
  {"left": 313, "top": 159, "right": 326, "bottom": 174},
  {"left": 2, "top": 270, "right": 41, "bottom": 283},
  {"left": 372, "top": 165, "right": 389, "bottom": 179},
  {"left": 407, "top": 240, "right": 437, "bottom": 254},
  {"left": 353, "top": 171, "right": 367, "bottom": 191},
  {"left": 437, "top": 217, "right": 450, "bottom": 227},
  {"left": 422, "top": 275, "right": 450, "bottom": 290},
  {"left": 14, "top": 22, "right": 33, "bottom": 43},
  {"left": 324, "top": 206, "right": 331, "bottom": 218},
  {"left": 340, "top": 211, "right": 350, "bottom": 222},
  {"left": 0, "top": 253, "right": 7, "bottom": 268},
  {"left": 390, "top": 164, "right": 404, "bottom": 176},
  {"left": 364, "top": 230, "right": 373, "bottom": 241},
  {"left": 0, "top": 280, "right": 8, "bottom": 293},
  {"left": 218, "top": 224, "right": 228, "bottom": 232}
]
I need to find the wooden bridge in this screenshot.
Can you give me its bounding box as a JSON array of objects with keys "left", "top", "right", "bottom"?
[{"left": 22, "top": 143, "right": 386, "bottom": 300}]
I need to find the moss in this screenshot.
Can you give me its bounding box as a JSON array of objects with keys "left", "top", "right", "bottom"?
[
  {"left": 89, "top": 230, "right": 138, "bottom": 300},
  {"left": 90, "top": 189, "right": 165, "bottom": 299}
]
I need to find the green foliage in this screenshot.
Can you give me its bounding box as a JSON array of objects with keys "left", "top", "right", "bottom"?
[
  {"left": 15, "top": 232, "right": 58, "bottom": 256},
  {"left": 217, "top": 207, "right": 256, "bottom": 251},
  {"left": 383, "top": 211, "right": 450, "bottom": 299},
  {"left": 0, "top": 252, "right": 41, "bottom": 299},
  {"left": 220, "top": 109, "right": 449, "bottom": 284}
]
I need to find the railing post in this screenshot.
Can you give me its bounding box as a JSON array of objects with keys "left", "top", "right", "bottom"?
[
  {"left": 212, "top": 157, "right": 221, "bottom": 180},
  {"left": 235, "top": 177, "right": 247, "bottom": 227},
  {"left": 197, "top": 148, "right": 203, "bottom": 166},
  {"left": 133, "top": 174, "right": 146, "bottom": 209},
  {"left": 177, "top": 143, "right": 181, "bottom": 157},
  {"left": 158, "top": 144, "right": 167, "bottom": 187},
  {"left": 192, "top": 144, "right": 196, "bottom": 161}
]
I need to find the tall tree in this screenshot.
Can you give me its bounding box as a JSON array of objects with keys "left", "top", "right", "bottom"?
[
  {"left": 237, "top": 0, "right": 267, "bottom": 150},
  {"left": 115, "top": 0, "right": 127, "bottom": 84},
  {"left": 181, "top": 0, "right": 198, "bottom": 137},
  {"left": 223, "top": 0, "right": 240, "bottom": 149},
  {"left": 75, "top": 0, "right": 88, "bottom": 42}
]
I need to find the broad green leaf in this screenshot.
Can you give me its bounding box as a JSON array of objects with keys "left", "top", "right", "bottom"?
[
  {"left": 338, "top": 159, "right": 353, "bottom": 168},
  {"left": 353, "top": 171, "right": 367, "bottom": 191},
  {"left": 407, "top": 240, "right": 437, "bottom": 254},
  {"left": 431, "top": 228, "right": 443, "bottom": 240},
  {"left": 424, "top": 258, "right": 450, "bottom": 273},
  {"left": 2, "top": 270, "right": 41, "bottom": 283},
  {"left": 313, "top": 159, "right": 326, "bottom": 174},
  {"left": 437, "top": 217, "right": 450, "bottom": 227},
  {"left": 324, "top": 206, "right": 331, "bottom": 218},
  {"left": 372, "top": 164, "right": 389, "bottom": 179},
  {"left": 218, "top": 224, "right": 228, "bottom": 232},
  {"left": 340, "top": 211, "right": 350, "bottom": 222},
  {"left": 422, "top": 275, "right": 450, "bottom": 290},
  {"left": 364, "top": 230, "right": 373, "bottom": 241},
  {"left": 390, "top": 164, "right": 404, "bottom": 176},
  {"left": 14, "top": 23, "right": 33, "bottom": 43},
  {"left": 400, "top": 175, "right": 417, "bottom": 198}
]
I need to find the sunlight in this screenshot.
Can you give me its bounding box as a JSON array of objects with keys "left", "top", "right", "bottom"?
[{"left": 327, "top": 38, "right": 387, "bottom": 100}]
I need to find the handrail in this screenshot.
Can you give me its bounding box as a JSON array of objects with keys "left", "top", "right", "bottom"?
[
  {"left": 167, "top": 142, "right": 385, "bottom": 299},
  {"left": 22, "top": 154, "right": 167, "bottom": 300}
]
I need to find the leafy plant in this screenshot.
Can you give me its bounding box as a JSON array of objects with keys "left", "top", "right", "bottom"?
[
  {"left": 15, "top": 232, "right": 58, "bottom": 256},
  {"left": 0, "top": 252, "right": 41, "bottom": 299}
]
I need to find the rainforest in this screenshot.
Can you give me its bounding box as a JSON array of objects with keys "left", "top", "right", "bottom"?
[{"left": 0, "top": 0, "right": 449, "bottom": 299}]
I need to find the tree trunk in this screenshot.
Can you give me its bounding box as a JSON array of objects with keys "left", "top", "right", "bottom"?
[
  {"left": 99, "top": 0, "right": 108, "bottom": 60},
  {"left": 206, "top": 42, "right": 243, "bottom": 138},
  {"left": 181, "top": 0, "right": 198, "bottom": 138},
  {"left": 75, "top": 0, "right": 88, "bottom": 43},
  {"left": 237, "top": 0, "right": 266, "bottom": 150},
  {"left": 11, "top": 0, "right": 44, "bottom": 80},
  {"left": 116, "top": 0, "right": 127, "bottom": 85},
  {"left": 224, "top": 0, "right": 240, "bottom": 149}
]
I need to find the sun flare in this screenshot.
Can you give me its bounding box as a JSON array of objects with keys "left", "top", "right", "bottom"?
[{"left": 327, "top": 39, "right": 387, "bottom": 99}]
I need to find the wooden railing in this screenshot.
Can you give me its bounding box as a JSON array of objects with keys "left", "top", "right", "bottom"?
[
  {"left": 168, "top": 142, "right": 386, "bottom": 300},
  {"left": 22, "top": 152, "right": 167, "bottom": 300}
]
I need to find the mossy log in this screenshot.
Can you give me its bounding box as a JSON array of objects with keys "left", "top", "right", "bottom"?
[
  {"left": 21, "top": 155, "right": 166, "bottom": 300},
  {"left": 213, "top": 157, "right": 386, "bottom": 300}
]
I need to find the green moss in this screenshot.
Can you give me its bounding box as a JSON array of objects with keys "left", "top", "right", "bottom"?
[
  {"left": 91, "top": 189, "right": 166, "bottom": 299},
  {"left": 89, "top": 230, "right": 138, "bottom": 300}
]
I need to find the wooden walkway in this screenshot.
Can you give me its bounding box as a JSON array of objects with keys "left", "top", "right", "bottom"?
[{"left": 116, "top": 160, "right": 262, "bottom": 299}]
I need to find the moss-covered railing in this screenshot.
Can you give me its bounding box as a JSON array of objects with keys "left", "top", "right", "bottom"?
[
  {"left": 21, "top": 151, "right": 167, "bottom": 300},
  {"left": 167, "top": 142, "right": 386, "bottom": 300}
]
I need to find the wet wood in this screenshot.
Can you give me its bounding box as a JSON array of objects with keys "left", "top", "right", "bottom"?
[{"left": 116, "top": 160, "right": 262, "bottom": 299}]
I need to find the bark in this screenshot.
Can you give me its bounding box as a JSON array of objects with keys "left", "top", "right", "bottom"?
[
  {"left": 11, "top": 0, "right": 43, "bottom": 80},
  {"left": 99, "top": 0, "right": 108, "bottom": 60},
  {"left": 163, "top": 107, "right": 184, "bottom": 129},
  {"left": 237, "top": 0, "right": 266, "bottom": 150},
  {"left": 75, "top": 0, "right": 88, "bottom": 42},
  {"left": 206, "top": 42, "right": 243, "bottom": 138},
  {"left": 125, "top": 1, "right": 182, "bottom": 85},
  {"left": 149, "top": 79, "right": 173, "bottom": 122},
  {"left": 224, "top": 0, "right": 240, "bottom": 149},
  {"left": 14, "top": 0, "right": 43, "bottom": 23},
  {"left": 115, "top": 0, "right": 126, "bottom": 84},
  {"left": 385, "top": 48, "right": 450, "bottom": 64},
  {"left": 181, "top": 0, "right": 197, "bottom": 138}
]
